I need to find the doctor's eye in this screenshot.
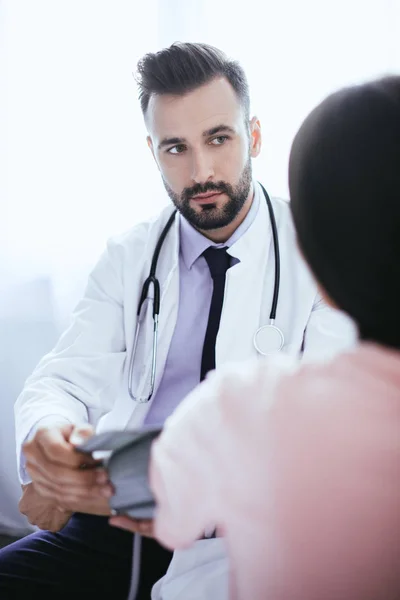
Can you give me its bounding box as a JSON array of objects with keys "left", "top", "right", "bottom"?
[
  {"left": 168, "top": 144, "right": 187, "bottom": 155},
  {"left": 210, "top": 136, "right": 228, "bottom": 146}
]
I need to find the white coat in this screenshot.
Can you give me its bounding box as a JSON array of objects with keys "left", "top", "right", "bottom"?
[{"left": 15, "top": 184, "right": 356, "bottom": 599}]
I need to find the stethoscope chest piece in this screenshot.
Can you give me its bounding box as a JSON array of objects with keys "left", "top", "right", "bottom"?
[{"left": 253, "top": 322, "right": 284, "bottom": 356}]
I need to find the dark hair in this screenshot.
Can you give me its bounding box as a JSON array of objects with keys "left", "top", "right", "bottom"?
[
  {"left": 136, "top": 42, "right": 250, "bottom": 119},
  {"left": 289, "top": 76, "right": 400, "bottom": 349}
]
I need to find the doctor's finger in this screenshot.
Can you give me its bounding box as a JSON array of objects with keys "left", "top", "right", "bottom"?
[
  {"left": 25, "top": 458, "right": 108, "bottom": 489},
  {"left": 23, "top": 429, "right": 76, "bottom": 467},
  {"left": 23, "top": 439, "right": 93, "bottom": 475},
  {"left": 22, "top": 439, "right": 51, "bottom": 468},
  {"left": 35, "top": 428, "right": 98, "bottom": 468},
  {"left": 25, "top": 461, "right": 113, "bottom": 498},
  {"left": 110, "top": 516, "right": 154, "bottom": 537},
  {"left": 26, "top": 468, "right": 113, "bottom": 507},
  {"left": 30, "top": 480, "right": 97, "bottom": 508},
  {"left": 58, "top": 496, "right": 112, "bottom": 516},
  {"left": 24, "top": 445, "right": 106, "bottom": 483}
]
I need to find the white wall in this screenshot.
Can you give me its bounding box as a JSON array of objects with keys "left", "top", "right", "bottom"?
[
  {"left": 199, "top": 0, "right": 400, "bottom": 197},
  {"left": 4, "top": 0, "right": 167, "bottom": 319}
]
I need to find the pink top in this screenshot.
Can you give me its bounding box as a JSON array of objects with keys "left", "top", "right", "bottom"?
[{"left": 150, "top": 344, "right": 400, "bottom": 600}]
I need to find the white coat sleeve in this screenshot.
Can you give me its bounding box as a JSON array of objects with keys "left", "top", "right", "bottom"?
[
  {"left": 15, "top": 239, "right": 126, "bottom": 483},
  {"left": 302, "top": 293, "right": 357, "bottom": 362}
]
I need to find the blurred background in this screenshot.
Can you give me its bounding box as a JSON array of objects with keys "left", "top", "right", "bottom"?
[{"left": 1, "top": 0, "right": 399, "bottom": 536}]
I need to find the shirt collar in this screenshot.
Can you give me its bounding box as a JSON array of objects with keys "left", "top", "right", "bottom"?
[{"left": 179, "top": 181, "right": 261, "bottom": 270}]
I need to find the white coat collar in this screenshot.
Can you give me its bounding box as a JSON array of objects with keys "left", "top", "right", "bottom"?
[{"left": 227, "top": 181, "right": 271, "bottom": 264}]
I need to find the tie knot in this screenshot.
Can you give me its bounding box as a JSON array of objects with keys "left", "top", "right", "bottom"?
[{"left": 202, "top": 247, "right": 231, "bottom": 279}]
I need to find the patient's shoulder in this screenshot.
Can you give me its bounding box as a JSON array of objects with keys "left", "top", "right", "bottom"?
[
  {"left": 213, "top": 344, "right": 400, "bottom": 447},
  {"left": 282, "top": 343, "right": 400, "bottom": 411}
]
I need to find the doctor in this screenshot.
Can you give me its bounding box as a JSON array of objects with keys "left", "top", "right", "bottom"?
[{"left": 0, "top": 42, "right": 354, "bottom": 600}]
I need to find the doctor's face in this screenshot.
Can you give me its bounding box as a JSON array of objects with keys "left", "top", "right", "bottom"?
[{"left": 146, "top": 77, "right": 261, "bottom": 232}]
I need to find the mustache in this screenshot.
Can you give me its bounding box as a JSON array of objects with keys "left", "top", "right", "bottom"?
[{"left": 182, "top": 181, "right": 232, "bottom": 202}]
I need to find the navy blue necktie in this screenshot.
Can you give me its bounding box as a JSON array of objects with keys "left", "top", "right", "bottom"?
[{"left": 200, "top": 247, "right": 232, "bottom": 381}]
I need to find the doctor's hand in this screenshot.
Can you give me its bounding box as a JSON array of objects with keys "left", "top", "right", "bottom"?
[
  {"left": 22, "top": 423, "right": 114, "bottom": 516},
  {"left": 19, "top": 482, "right": 73, "bottom": 531},
  {"left": 109, "top": 515, "right": 155, "bottom": 538}
]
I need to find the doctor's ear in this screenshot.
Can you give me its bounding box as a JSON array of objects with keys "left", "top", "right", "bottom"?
[
  {"left": 147, "top": 136, "right": 161, "bottom": 171},
  {"left": 249, "top": 117, "right": 262, "bottom": 158},
  {"left": 147, "top": 136, "right": 155, "bottom": 157}
]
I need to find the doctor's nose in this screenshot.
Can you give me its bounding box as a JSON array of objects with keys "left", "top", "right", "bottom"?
[{"left": 190, "top": 151, "right": 214, "bottom": 184}]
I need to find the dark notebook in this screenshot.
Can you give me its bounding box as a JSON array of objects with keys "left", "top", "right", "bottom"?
[{"left": 76, "top": 426, "right": 162, "bottom": 519}]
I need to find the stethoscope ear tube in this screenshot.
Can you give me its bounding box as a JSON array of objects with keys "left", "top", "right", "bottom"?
[
  {"left": 259, "top": 183, "right": 280, "bottom": 321},
  {"left": 137, "top": 210, "right": 177, "bottom": 319},
  {"left": 252, "top": 185, "right": 284, "bottom": 355},
  {"left": 129, "top": 212, "right": 177, "bottom": 403},
  {"left": 137, "top": 276, "right": 161, "bottom": 318}
]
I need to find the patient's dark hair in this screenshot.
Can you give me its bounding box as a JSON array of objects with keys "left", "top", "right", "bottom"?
[
  {"left": 289, "top": 76, "right": 400, "bottom": 349},
  {"left": 136, "top": 42, "right": 250, "bottom": 119}
]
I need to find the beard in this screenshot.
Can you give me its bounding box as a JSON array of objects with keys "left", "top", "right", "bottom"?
[{"left": 162, "top": 158, "right": 253, "bottom": 231}]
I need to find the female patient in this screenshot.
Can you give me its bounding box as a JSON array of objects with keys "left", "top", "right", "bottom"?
[{"left": 148, "top": 76, "right": 400, "bottom": 599}]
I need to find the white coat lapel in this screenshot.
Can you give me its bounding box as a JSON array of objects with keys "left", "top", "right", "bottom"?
[{"left": 216, "top": 185, "right": 272, "bottom": 366}]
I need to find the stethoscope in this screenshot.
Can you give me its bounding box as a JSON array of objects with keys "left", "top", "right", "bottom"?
[{"left": 128, "top": 183, "right": 283, "bottom": 404}]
